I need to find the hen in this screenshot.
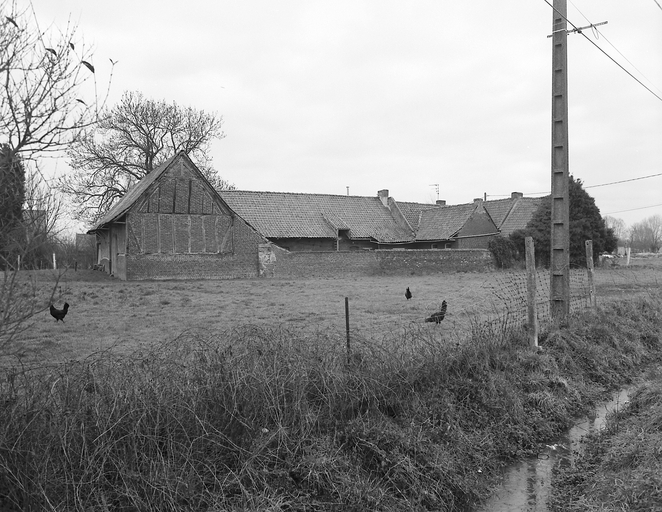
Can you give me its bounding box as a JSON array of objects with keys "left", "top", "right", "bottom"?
[
  {"left": 50, "top": 302, "right": 69, "bottom": 323},
  {"left": 425, "top": 300, "right": 447, "bottom": 324},
  {"left": 405, "top": 287, "right": 412, "bottom": 300}
]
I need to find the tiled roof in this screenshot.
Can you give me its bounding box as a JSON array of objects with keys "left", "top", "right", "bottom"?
[
  {"left": 415, "top": 203, "right": 477, "bottom": 241},
  {"left": 496, "top": 197, "right": 545, "bottom": 236},
  {"left": 395, "top": 201, "right": 439, "bottom": 231},
  {"left": 219, "top": 190, "right": 415, "bottom": 243},
  {"left": 482, "top": 198, "right": 514, "bottom": 228}
]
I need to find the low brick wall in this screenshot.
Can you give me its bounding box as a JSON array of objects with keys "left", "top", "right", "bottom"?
[
  {"left": 126, "top": 252, "right": 258, "bottom": 280},
  {"left": 377, "top": 249, "right": 494, "bottom": 274},
  {"left": 261, "top": 246, "right": 494, "bottom": 278}
]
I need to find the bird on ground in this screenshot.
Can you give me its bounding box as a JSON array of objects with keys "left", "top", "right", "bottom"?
[
  {"left": 405, "top": 287, "right": 412, "bottom": 300},
  {"left": 50, "top": 302, "right": 69, "bottom": 323},
  {"left": 425, "top": 300, "right": 448, "bottom": 324}
]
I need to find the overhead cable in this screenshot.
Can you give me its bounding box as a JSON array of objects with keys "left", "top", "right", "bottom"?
[{"left": 541, "top": 0, "right": 662, "bottom": 102}]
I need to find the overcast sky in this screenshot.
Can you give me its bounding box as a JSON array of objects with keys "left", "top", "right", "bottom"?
[{"left": 28, "top": 0, "right": 662, "bottom": 229}]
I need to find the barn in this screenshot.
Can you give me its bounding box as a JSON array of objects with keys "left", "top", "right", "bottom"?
[{"left": 88, "top": 152, "right": 266, "bottom": 280}]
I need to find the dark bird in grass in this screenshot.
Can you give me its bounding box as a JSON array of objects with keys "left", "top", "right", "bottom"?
[
  {"left": 405, "top": 287, "right": 412, "bottom": 300},
  {"left": 50, "top": 302, "right": 69, "bottom": 323},
  {"left": 425, "top": 300, "right": 447, "bottom": 324}
]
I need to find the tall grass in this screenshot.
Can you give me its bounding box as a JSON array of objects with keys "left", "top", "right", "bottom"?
[{"left": 1, "top": 293, "right": 660, "bottom": 511}]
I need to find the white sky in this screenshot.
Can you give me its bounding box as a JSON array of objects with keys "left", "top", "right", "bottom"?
[{"left": 27, "top": 0, "right": 662, "bottom": 230}]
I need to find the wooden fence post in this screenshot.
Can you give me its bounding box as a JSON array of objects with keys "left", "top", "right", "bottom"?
[
  {"left": 345, "top": 297, "right": 351, "bottom": 363},
  {"left": 585, "top": 240, "right": 596, "bottom": 308},
  {"left": 525, "top": 237, "right": 539, "bottom": 349}
]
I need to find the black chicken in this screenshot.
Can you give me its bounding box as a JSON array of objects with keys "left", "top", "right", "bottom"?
[
  {"left": 425, "top": 300, "right": 447, "bottom": 324},
  {"left": 50, "top": 302, "right": 69, "bottom": 322},
  {"left": 405, "top": 287, "right": 412, "bottom": 300}
]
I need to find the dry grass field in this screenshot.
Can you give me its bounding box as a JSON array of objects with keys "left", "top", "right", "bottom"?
[
  {"left": 3, "top": 255, "right": 661, "bottom": 367},
  {"left": 1, "top": 256, "right": 660, "bottom": 511}
]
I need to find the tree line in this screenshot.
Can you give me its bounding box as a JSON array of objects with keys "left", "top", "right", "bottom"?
[{"left": 604, "top": 215, "right": 662, "bottom": 254}]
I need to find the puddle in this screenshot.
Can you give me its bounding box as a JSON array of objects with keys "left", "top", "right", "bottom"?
[{"left": 475, "top": 387, "right": 631, "bottom": 511}]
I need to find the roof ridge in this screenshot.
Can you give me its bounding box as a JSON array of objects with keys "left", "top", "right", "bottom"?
[{"left": 221, "top": 189, "right": 380, "bottom": 199}]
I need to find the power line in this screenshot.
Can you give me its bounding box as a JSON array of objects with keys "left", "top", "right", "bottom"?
[
  {"left": 486, "top": 172, "right": 662, "bottom": 198},
  {"left": 605, "top": 203, "right": 662, "bottom": 215},
  {"left": 584, "top": 172, "right": 662, "bottom": 189},
  {"left": 568, "top": 0, "right": 662, "bottom": 98},
  {"left": 653, "top": 0, "right": 662, "bottom": 12},
  {"left": 541, "top": 0, "right": 662, "bottom": 102}
]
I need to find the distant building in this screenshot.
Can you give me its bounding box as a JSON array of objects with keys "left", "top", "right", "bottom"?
[
  {"left": 88, "top": 151, "right": 543, "bottom": 280},
  {"left": 220, "top": 190, "right": 542, "bottom": 251}
]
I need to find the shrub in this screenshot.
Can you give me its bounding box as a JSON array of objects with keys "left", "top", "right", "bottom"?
[{"left": 488, "top": 235, "right": 519, "bottom": 268}]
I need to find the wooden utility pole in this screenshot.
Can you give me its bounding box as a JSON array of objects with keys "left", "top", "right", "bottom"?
[{"left": 550, "top": 0, "right": 570, "bottom": 321}]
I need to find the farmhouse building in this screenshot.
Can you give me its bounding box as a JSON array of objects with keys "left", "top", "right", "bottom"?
[
  {"left": 219, "top": 190, "right": 542, "bottom": 251},
  {"left": 88, "top": 152, "right": 266, "bottom": 280},
  {"left": 88, "top": 150, "right": 543, "bottom": 280}
]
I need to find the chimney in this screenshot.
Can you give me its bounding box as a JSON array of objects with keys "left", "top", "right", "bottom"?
[
  {"left": 511, "top": 192, "right": 524, "bottom": 199},
  {"left": 436, "top": 199, "right": 446, "bottom": 206},
  {"left": 473, "top": 198, "right": 483, "bottom": 204},
  {"left": 377, "top": 189, "right": 389, "bottom": 207}
]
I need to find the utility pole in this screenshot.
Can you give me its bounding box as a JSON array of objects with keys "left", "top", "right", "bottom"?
[{"left": 550, "top": 0, "right": 570, "bottom": 321}]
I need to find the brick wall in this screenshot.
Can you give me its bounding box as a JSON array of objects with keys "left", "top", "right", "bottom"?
[
  {"left": 260, "top": 245, "right": 494, "bottom": 278},
  {"left": 126, "top": 252, "right": 257, "bottom": 280},
  {"left": 125, "top": 210, "right": 265, "bottom": 280}
]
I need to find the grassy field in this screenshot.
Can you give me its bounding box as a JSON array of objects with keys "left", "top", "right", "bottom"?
[
  {"left": 4, "top": 255, "right": 661, "bottom": 366},
  {"left": 0, "top": 256, "right": 660, "bottom": 511}
]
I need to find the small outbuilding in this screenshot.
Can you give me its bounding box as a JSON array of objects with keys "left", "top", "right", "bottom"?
[{"left": 88, "top": 152, "right": 266, "bottom": 280}]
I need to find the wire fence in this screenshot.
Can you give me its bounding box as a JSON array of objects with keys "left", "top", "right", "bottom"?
[{"left": 481, "top": 266, "right": 594, "bottom": 336}]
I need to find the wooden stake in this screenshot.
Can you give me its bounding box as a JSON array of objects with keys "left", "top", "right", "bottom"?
[
  {"left": 525, "top": 237, "right": 539, "bottom": 349},
  {"left": 585, "top": 240, "right": 596, "bottom": 308},
  {"left": 345, "top": 297, "right": 351, "bottom": 363}
]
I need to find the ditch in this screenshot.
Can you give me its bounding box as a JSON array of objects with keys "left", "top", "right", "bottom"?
[{"left": 475, "top": 386, "right": 632, "bottom": 512}]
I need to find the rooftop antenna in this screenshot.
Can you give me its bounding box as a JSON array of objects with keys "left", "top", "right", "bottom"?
[{"left": 429, "top": 184, "right": 439, "bottom": 201}]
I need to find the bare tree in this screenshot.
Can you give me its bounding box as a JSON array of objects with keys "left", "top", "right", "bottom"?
[
  {"left": 60, "top": 91, "right": 232, "bottom": 223},
  {"left": 21, "top": 164, "right": 67, "bottom": 269},
  {"left": 1, "top": 0, "right": 113, "bottom": 162},
  {"left": 603, "top": 216, "right": 627, "bottom": 242},
  {"left": 1, "top": 0, "right": 110, "bottom": 352},
  {"left": 629, "top": 215, "right": 662, "bottom": 253}
]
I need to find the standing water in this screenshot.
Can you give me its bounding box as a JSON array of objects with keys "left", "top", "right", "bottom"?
[{"left": 476, "top": 387, "right": 631, "bottom": 512}]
